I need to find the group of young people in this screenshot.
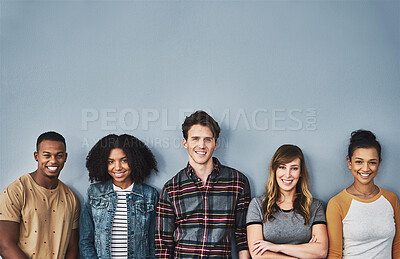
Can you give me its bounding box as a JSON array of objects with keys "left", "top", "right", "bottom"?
[{"left": 0, "top": 110, "right": 398, "bottom": 259}]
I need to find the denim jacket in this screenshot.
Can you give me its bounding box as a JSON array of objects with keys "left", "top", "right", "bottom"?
[{"left": 79, "top": 180, "right": 158, "bottom": 259}]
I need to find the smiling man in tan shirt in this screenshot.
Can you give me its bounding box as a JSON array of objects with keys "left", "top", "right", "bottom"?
[{"left": 0, "top": 131, "right": 80, "bottom": 259}]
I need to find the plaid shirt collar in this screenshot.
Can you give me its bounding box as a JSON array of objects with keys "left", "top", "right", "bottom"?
[{"left": 185, "top": 157, "right": 221, "bottom": 179}]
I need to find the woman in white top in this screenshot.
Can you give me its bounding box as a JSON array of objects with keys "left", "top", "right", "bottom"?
[{"left": 326, "top": 130, "right": 400, "bottom": 258}]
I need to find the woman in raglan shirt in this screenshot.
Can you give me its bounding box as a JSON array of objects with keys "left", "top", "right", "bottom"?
[
  {"left": 246, "top": 144, "right": 328, "bottom": 258},
  {"left": 326, "top": 130, "right": 400, "bottom": 258}
]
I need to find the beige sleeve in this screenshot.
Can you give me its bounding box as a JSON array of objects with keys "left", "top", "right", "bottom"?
[
  {"left": 0, "top": 180, "right": 24, "bottom": 223},
  {"left": 326, "top": 192, "right": 351, "bottom": 259},
  {"left": 72, "top": 192, "right": 81, "bottom": 229},
  {"left": 382, "top": 190, "right": 400, "bottom": 258}
]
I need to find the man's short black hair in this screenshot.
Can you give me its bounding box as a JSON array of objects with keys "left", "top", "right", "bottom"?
[{"left": 36, "top": 131, "right": 66, "bottom": 151}]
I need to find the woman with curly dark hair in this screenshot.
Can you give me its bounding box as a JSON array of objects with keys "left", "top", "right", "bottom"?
[{"left": 79, "top": 134, "right": 158, "bottom": 259}]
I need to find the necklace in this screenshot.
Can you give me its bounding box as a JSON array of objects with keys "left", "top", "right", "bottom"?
[
  {"left": 276, "top": 198, "right": 294, "bottom": 219},
  {"left": 277, "top": 205, "right": 293, "bottom": 219},
  {"left": 351, "top": 184, "right": 379, "bottom": 199}
]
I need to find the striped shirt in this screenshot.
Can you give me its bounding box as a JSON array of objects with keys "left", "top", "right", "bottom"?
[
  {"left": 111, "top": 183, "right": 133, "bottom": 259},
  {"left": 156, "top": 158, "right": 251, "bottom": 258}
]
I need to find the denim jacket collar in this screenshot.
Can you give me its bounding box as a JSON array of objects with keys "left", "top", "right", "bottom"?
[
  {"left": 80, "top": 180, "right": 158, "bottom": 259},
  {"left": 100, "top": 179, "right": 145, "bottom": 198}
]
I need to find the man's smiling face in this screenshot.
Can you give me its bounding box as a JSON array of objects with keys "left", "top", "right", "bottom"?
[
  {"left": 183, "top": 124, "right": 218, "bottom": 168},
  {"left": 34, "top": 140, "right": 67, "bottom": 179}
]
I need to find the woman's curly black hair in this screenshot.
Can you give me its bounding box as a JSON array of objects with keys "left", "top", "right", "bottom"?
[{"left": 86, "top": 134, "right": 158, "bottom": 184}]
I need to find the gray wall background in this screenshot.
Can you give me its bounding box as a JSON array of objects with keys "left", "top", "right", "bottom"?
[{"left": 1, "top": 0, "right": 399, "bottom": 256}]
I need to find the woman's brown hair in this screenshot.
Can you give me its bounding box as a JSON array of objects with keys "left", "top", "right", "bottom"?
[{"left": 261, "top": 144, "right": 313, "bottom": 224}]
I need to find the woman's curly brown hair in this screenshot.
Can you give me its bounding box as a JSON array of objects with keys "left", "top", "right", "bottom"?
[{"left": 86, "top": 134, "right": 158, "bottom": 184}]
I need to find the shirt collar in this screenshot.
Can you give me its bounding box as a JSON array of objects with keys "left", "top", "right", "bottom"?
[
  {"left": 186, "top": 157, "right": 221, "bottom": 178},
  {"left": 113, "top": 183, "right": 134, "bottom": 192}
]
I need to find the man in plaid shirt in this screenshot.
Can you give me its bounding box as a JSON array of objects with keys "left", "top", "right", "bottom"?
[{"left": 156, "top": 110, "right": 251, "bottom": 259}]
